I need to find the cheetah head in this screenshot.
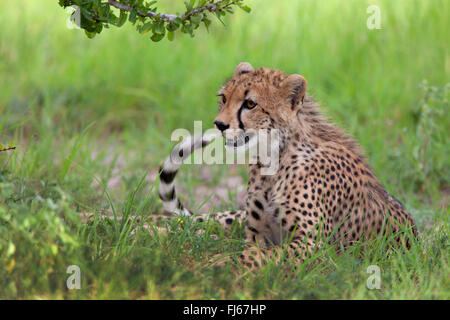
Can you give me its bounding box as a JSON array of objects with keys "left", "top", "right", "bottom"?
[{"left": 214, "top": 62, "right": 307, "bottom": 149}]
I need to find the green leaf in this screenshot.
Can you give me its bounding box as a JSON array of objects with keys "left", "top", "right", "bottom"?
[
  {"left": 154, "top": 21, "right": 165, "bottom": 35},
  {"left": 117, "top": 11, "right": 128, "bottom": 27},
  {"left": 181, "top": 23, "right": 194, "bottom": 35},
  {"left": 167, "top": 21, "right": 180, "bottom": 32},
  {"left": 167, "top": 31, "right": 174, "bottom": 41},
  {"left": 184, "top": 1, "right": 194, "bottom": 12},
  {"left": 203, "top": 17, "right": 212, "bottom": 31},
  {"left": 240, "top": 5, "right": 252, "bottom": 13},
  {"left": 129, "top": 9, "right": 137, "bottom": 22},
  {"left": 191, "top": 13, "right": 202, "bottom": 25},
  {"left": 85, "top": 30, "right": 97, "bottom": 38},
  {"left": 225, "top": 7, "right": 234, "bottom": 14},
  {"left": 140, "top": 21, "right": 153, "bottom": 34},
  {"left": 80, "top": 8, "right": 95, "bottom": 23},
  {"left": 151, "top": 32, "right": 165, "bottom": 42}
]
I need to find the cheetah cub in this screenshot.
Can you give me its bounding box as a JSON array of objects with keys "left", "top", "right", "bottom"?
[{"left": 158, "top": 62, "right": 417, "bottom": 269}]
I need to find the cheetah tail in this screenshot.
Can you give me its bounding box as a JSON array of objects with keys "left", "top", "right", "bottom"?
[{"left": 158, "top": 131, "right": 220, "bottom": 216}]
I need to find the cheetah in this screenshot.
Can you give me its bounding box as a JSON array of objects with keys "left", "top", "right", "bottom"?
[{"left": 158, "top": 62, "right": 417, "bottom": 269}]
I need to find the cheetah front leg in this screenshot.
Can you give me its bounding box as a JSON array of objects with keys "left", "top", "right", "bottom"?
[
  {"left": 209, "top": 217, "right": 322, "bottom": 270},
  {"left": 236, "top": 213, "right": 323, "bottom": 270}
]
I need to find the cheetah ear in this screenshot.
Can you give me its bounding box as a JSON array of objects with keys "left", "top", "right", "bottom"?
[
  {"left": 281, "top": 74, "right": 307, "bottom": 109},
  {"left": 234, "top": 62, "right": 253, "bottom": 76}
]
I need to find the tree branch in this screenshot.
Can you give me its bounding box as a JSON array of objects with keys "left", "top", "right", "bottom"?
[
  {"left": 107, "top": 0, "right": 235, "bottom": 23},
  {"left": 59, "top": 0, "right": 250, "bottom": 41}
]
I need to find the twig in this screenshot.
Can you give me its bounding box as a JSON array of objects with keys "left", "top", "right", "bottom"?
[{"left": 0, "top": 147, "right": 16, "bottom": 152}]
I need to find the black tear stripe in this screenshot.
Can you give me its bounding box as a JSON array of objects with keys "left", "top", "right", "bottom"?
[{"left": 237, "top": 105, "right": 245, "bottom": 131}]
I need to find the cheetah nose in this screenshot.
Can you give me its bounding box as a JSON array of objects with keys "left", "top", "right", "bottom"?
[{"left": 214, "top": 121, "right": 230, "bottom": 132}]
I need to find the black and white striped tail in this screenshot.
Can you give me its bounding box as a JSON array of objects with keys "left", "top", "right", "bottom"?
[{"left": 158, "top": 131, "right": 220, "bottom": 216}]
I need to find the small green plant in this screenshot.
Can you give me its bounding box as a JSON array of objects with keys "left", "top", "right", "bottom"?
[
  {"left": 59, "top": 0, "right": 251, "bottom": 41},
  {"left": 400, "top": 81, "right": 449, "bottom": 195}
]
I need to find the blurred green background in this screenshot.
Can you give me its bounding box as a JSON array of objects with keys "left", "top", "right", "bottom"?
[{"left": 0, "top": 0, "right": 448, "bottom": 299}]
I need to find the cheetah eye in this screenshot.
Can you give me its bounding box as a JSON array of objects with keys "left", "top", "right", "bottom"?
[
  {"left": 217, "top": 94, "right": 226, "bottom": 104},
  {"left": 243, "top": 99, "right": 258, "bottom": 110}
]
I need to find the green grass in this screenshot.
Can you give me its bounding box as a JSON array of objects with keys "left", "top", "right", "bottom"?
[{"left": 0, "top": 0, "right": 449, "bottom": 299}]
